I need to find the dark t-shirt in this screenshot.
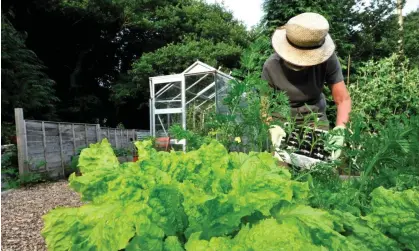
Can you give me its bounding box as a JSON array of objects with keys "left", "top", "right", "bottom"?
[{"left": 262, "top": 52, "right": 344, "bottom": 110}]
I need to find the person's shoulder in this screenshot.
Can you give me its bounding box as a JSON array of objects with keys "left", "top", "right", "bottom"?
[
  {"left": 263, "top": 53, "right": 280, "bottom": 68},
  {"left": 325, "top": 52, "right": 339, "bottom": 64},
  {"left": 317, "top": 52, "right": 340, "bottom": 70}
]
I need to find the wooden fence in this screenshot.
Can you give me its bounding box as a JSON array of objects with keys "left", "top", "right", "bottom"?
[{"left": 15, "top": 108, "right": 146, "bottom": 177}]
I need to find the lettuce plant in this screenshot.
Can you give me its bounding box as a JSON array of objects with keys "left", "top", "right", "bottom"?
[{"left": 42, "top": 139, "right": 415, "bottom": 250}]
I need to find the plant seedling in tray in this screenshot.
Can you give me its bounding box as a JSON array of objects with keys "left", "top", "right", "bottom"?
[{"left": 279, "top": 125, "right": 331, "bottom": 165}]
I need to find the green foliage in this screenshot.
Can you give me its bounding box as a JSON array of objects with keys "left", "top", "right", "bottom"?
[
  {"left": 18, "top": 172, "right": 48, "bottom": 186},
  {"left": 232, "top": 35, "right": 273, "bottom": 75},
  {"left": 125, "top": 37, "right": 244, "bottom": 102},
  {"left": 403, "top": 10, "right": 419, "bottom": 65},
  {"left": 348, "top": 0, "right": 397, "bottom": 62},
  {"left": 103, "top": 0, "right": 248, "bottom": 45},
  {"left": 67, "top": 146, "right": 87, "bottom": 175},
  {"left": 1, "top": 145, "right": 19, "bottom": 189},
  {"left": 111, "top": 0, "right": 249, "bottom": 106},
  {"left": 356, "top": 9, "right": 419, "bottom": 66},
  {"left": 202, "top": 36, "right": 292, "bottom": 152},
  {"left": 41, "top": 139, "right": 419, "bottom": 250},
  {"left": 1, "top": 145, "right": 50, "bottom": 189},
  {"left": 112, "top": 147, "right": 133, "bottom": 157},
  {"left": 69, "top": 155, "right": 80, "bottom": 173},
  {"left": 348, "top": 54, "right": 419, "bottom": 129},
  {"left": 308, "top": 114, "right": 419, "bottom": 216},
  {"left": 168, "top": 125, "right": 212, "bottom": 151},
  {"left": 2, "top": 0, "right": 248, "bottom": 128},
  {"left": 76, "top": 139, "right": 119, "bottom": 173},
  {"left": 3, "top": 0, "right": 416, "bottom": 131},
  {"left": 341, "top": 114, "right": 419, "bottom": 177},
  {"left": 310, "top": 180, "right": 366, "bottom": 217},
  {"left": 1, "top": 14, "right": 59, "bottom": 122},
  {"left": 365, "top": 187, "right": 419, "bottom": 250},
  {"left": 1, "top": 122, "right": 15, "bottom": 145}
]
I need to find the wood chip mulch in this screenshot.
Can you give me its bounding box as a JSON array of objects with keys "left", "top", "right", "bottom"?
[{"left": 1, "top": 180, "right": 84, "bottom": 251}]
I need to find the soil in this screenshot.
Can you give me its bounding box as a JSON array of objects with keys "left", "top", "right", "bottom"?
[{"left": 1, "top": 180, "right": 83, "bottom": 251}]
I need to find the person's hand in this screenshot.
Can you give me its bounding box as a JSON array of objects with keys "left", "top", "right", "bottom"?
[
  {"left": 269, "top": 125, "right": 289, "bottom": 162},
  {"left": 269, "top": 125, "right": 286, "bottom": 148},
  {"left": 325, "top": 125, "right": 345, "bottom": 160}
]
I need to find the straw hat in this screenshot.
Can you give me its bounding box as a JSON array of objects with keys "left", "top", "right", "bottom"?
[{"left": 272, "top": 12, "right": 335, "bottom": 67}]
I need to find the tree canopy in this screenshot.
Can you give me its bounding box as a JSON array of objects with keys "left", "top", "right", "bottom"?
[
  {"left": 1, "top": 0, "right": 248, "bottom": 131},
  {"left": 1, "top": 14, "right": 58, "bottom": 122},
  {"left": 1, "top": 0, "right": 418, "bottom": 143}
]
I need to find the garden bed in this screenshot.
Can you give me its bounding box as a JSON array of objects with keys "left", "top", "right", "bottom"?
[{"left": 1, "top": 180, "right": 83, "bottom": 251}]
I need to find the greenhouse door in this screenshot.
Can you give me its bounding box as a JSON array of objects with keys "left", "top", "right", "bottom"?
[{"left": 150, "top": 74, "right": 186, "bottom": 137}]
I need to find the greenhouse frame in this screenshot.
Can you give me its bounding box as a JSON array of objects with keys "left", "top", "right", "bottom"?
[{"left": 149, "top": 60, "right": 234, "bottom": 145}]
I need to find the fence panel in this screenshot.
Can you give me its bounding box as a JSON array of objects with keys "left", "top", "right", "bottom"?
[{"left": 15, "top": 108, "right": 146, "bottom": 177}]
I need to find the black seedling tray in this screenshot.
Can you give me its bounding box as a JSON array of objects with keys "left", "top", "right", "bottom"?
[{"left": 280, "top": 126, "right": 330, "bottom": 161}]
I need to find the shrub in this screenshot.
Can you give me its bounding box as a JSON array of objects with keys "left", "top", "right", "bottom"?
[
  {"left": 348, "top": 54, "right": 419, "bottom": 129},
  {"left": 1, "top": 145, "right": 19, "bottom": 189}
]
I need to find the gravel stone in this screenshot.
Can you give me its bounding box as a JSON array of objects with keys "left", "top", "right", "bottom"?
[{"left": 1, "top": 180, "right": 83, "bottom": 251}]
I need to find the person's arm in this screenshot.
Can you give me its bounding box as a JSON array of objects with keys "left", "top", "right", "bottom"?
[
  {"left": 330, "top": 81, "right": 351, "bottom": 127},
  {"left": 325, "top": 53, "right": 351, "bottom": 127}
]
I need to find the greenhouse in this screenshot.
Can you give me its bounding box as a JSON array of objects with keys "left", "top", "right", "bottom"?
[{"left": 149, "top": 60, "right": 234, "bottom": 139}]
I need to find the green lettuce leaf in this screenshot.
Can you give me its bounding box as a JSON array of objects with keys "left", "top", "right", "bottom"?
[
  {"left": 272, "top": 202, "right": 354, "bottom": 250},
  {"left": 364, "top": 186, "right": 419, "bottom": 250},
  {"left": 148, "top": 184, "right": 188, "bottom": 236},
  {"left": 46, "top": 139, "right": 405, "bottom": 251},
  {"left": 184, "top": 232, "right": 235, "bottom": 251},
  {"left": 233, "top": 218, "right": 324, "bottom": 251},
  {"left": 42, "top": 202, "right": 159, "bottom": 251},
  {"left": 125, "top": 222, "right": 165, "bottom": 251},
  {"left": 163, "top": 236, "right": 184, "bottom": 251},
  {"left": 69, "top": 160, "right": 172, "bottom": 203},
  {"left": 331, "top": 210, "right": 400, "bottom": 251},
  {"left": 229, "top": 151, "right": 292, "bottom": 178},
  {"left": 181, "top": 153, "right": 309, "bottom": 239},
  {"left": 185, "top": 219, "right": 324, "bottom": 251},
  {"left": 77, "top": 139, "right": 119, "bottom": 173},
  {"left": 272, "top": 202, "right": 400, "bottom": 251}
]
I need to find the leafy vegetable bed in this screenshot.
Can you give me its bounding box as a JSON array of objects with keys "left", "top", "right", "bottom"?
[{"left": 42, "top": 139, "right": 419, "bottom": 250}]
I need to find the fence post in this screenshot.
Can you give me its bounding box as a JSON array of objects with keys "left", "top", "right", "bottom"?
[
  {"left": 121, "top": 129, "right": 123, "bottom": 147},
  {"left": 41, "top": 121, "right": 48, "bottom": 171},
  {"left": 84, "top": 124, "right": 88, "bottom": 146},
  {"left": 115, "top": 129, "right": 118, "bottom": 148},
  {"left": 96, "top": 124, "right": 101, "bottom": 142},
  {"left": 58, "top": 123, "right": 65, "bottom": 177},
  {"left": 72, "top": 124, "right": 76, "bottom": 155},
  {"left": 126, "top": 130, "right": 129, "bottom": 146},
  {"left": 15, "top": 108, "right": 28, "bottom": 175}
]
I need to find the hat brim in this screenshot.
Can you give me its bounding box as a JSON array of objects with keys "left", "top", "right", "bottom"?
[{"left": 272, "top": 29, "right": 335, "bottom": 66}]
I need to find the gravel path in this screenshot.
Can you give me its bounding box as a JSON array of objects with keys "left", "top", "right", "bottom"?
[{"left": 1, "top": 180, "right": 84, "bottom": 251}]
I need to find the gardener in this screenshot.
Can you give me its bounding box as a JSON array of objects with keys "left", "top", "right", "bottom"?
[{"left": 262, "top": 12, "right": 352, "bottom": 160}]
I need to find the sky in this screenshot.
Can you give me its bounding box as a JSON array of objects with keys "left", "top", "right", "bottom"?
[{"left": 206, "top": 0, "right": 419, "bottom": 29}]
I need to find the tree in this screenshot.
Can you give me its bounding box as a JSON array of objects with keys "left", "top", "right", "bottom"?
[
  {"left": 349, "top": 0, "right": 398, "bottom": 62},
  {"left": 109, "top": 0, "right": 250, "bottom": 128},
  {"left": 360, "top": 9, "right": 419, "bottom": 66},
  {"left": 403, "top": 10, "right": 419, "bottom": 65},
  {"left": 1, "top": 13, "right": 59, "bottom": 122},
  {"left": 1, "top": 0, "right": 249, "bottom": 129},
  {"left": 2, "top": 0, "right": 125, "bottom": 125}
]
